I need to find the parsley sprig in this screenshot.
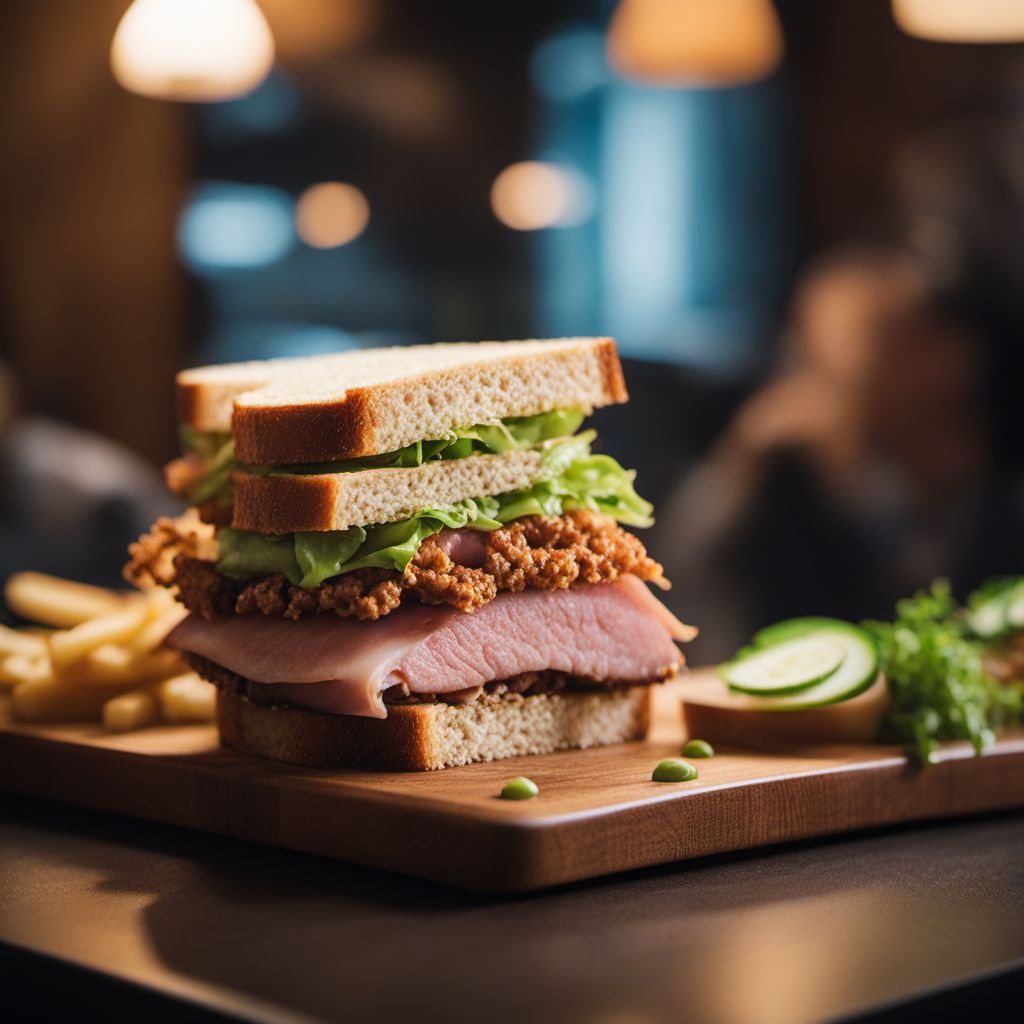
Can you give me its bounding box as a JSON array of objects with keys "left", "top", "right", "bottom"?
[{"left": 863, "top": 580, "right": 1023, "bottom": 763}]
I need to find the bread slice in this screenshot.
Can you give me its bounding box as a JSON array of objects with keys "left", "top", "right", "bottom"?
[
  {"left": 232, "top": 449, "right": 544, "bottom": 533},
  {"left": 177, "top": 338, "right": 627, "bottom": 465},
  {"left": 217, "top": 686, "right": 653, "bottom": 771}
]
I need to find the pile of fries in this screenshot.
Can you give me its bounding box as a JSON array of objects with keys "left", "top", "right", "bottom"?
[{"left": 0, "top": 572, "right": 214, "bottom": 732}]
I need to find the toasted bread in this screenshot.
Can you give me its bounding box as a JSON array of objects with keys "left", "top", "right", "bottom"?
[
  {"left": 231, "top": 449, "right": 544, "bottom": 533},
  {"left": 177, "top": 338, "right": 627, "bottom": 465},
  {"left": 216, "top": 686, "right": 653, "bottom": 771}
]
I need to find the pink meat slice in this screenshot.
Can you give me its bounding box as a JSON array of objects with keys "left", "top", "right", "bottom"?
[
  {"left": 432, "top": 527, "right": 488, "bottom": 567},
  {"left": 167, "top": 576, "right": 695, "bottom": 719}
]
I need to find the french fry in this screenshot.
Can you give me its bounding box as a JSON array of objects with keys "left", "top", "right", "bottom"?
[
  {"left": 80, "top": 643, "right": 134, "bottom": 676},
  {"left": 152, "top": 673, "right": 216, "bottom": 723},
  {"left": 4, "top": 572, "right": 124, "bottom": 628},
  {"left": 102, "top": 688, "right": 159, "bottom": 733},
  {"left": 1, "top": 653, "right": 54, "bottom": 687},
  {"left": 12, "top": 677, "right": 130, "bottom": 722},
  {"left": 3, "top": 570, "right": 201, "bottom": 729},
  {"left": 48, "top": 601, "right": 152, "bottom": 672},
  {"left": 0, "top": 624, "right": 47, "bottom": 659},
  {"left": 57, "top": 645, "right": 185, "bottom": 686},
  {"left": 127, "top": 605, "right": 188, "bottom": 655}
]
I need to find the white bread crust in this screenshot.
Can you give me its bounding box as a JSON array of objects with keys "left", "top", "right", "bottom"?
[{"left": 177, "top": 338, "right": 627, "bottom": 464}]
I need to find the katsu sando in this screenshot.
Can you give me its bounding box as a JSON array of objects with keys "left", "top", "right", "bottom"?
[{"left": 126, "top": 338, "right": 696, "bottom": 770}]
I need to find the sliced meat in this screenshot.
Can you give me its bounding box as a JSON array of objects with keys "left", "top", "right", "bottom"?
[
  {"left": 432, "top": 527, "right": 488, "bottom": 567},
  {"left": 167, "top": 576, "right": 695, "bottom": 719}
]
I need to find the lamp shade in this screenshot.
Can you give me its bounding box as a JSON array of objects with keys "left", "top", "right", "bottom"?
[
  {"left": 607, "top": 0, "right": 783, "bottom": 87},
  {"left": 893, "top": 0, "right": 1024, "bottom": 42},
  {"left": 111, "top": 0, "right": 275, "bottom": 102}
]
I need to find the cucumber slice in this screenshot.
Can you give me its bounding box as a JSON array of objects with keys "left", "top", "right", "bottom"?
[
  {"left": 968, "top": 596, "right": 1008, "bottom": 639},
  {"left": 721, "top": 636, "right": 847, "bottom": 696},
  {"left": 721, "top": 620, "right": 880, "bottom": 711},
  {"left": 1006, "top": 584, "right": 1024, "bottom": 630},
  {"left": 752, "top": 616, "right": 852, "bottom": 648},
  {"left": 967, "top": 579, "right": 1024, "bottom": 637}
]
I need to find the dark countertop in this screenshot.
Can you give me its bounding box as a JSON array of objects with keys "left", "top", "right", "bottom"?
[{"left": 1, "top": 795, "right": 1022, "bottom": 1024}]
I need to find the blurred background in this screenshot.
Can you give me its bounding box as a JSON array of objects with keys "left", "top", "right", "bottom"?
[{"left": 0, "top": 0, "right": 1022, "bottom": 660}]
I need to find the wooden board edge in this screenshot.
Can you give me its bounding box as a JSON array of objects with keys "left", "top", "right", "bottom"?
[
  {"left": 1, "top": 729, "right": 1023, "bottom": 892},
  {"left": 492, "top": 748, "right": 1024, "bottom": 891}
]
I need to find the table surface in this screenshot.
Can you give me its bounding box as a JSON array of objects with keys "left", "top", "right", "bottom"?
[{"left": 1, "top": 793, "right": 1023, "bottom": 1024}]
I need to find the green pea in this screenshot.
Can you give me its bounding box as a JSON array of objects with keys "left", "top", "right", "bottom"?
[
  {"left": 682, "top": 739, "right": 715, "bottom": 758},
  {"left": 500, "top": 776, "right": 539, "bottom": 800},
  {"left": 652, "top": 759, "right": 699, "bottom": 783}
]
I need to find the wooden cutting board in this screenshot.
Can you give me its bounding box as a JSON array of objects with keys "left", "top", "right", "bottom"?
[{"left": 1, "top": 674, "right": 1022, "bottom": 892}]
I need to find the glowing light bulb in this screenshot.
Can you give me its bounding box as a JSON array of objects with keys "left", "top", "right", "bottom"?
[
  {"left": 111, "top": 0, "right": 275, "bottom": 102},
  {"left": 295, "top": 182, "right": 370, "bottom": 248},
  {"left": 490, "top": 162, "right": 593, "bottom": 231},
  {"left": 892, "top": 0, "right": 1024, "bottom": 42},
  {"left": 607, "top": 0, "right": 784, "bottom": 87}
]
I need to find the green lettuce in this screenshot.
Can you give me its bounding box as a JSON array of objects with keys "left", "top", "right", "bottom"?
[
  {"left": 215, "top": 434, "right": 653, "bottom": 587},
  {"left": 184, "top": 409, "right": 586, "bottom": 502},
  {"left": 489, "top": 432, "right": 654, "bottom": 528},
  {"left": 180, "top": 426, "right": 231, "bottom": 460},
  {"left": 262, "top": 407, "right": 586, "bottom": 475},
  {"left": 218, "top": 497, "right": 503, "bottom": 588}
]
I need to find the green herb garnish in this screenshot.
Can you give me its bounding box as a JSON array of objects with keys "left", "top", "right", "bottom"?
[{"left": 863, "top": 580, "right": 1023, "bottom": 764}]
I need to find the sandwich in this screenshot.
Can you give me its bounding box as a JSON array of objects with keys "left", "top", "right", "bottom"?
[{"left": 127, "top": 337, "right": 696, "bottom": 770}]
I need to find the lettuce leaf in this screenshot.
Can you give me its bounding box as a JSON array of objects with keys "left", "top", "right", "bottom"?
[
  {"left": 218, "top": 496, "right": 503, "bottom": 587},
  {"left": 180, "top": 426, "right": 231, "bottom": 460},
  {"left": 487, "top": 432, "right": 654, "bottom": 528},
  {"left": 215, "top": 435, "right": 653, "bottom": 587},
  {"left": 191, "top": 439, "right": 238, "bottom": 505}
]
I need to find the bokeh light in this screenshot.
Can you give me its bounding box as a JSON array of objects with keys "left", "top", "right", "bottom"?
[
  {"left": 607, "top": 0, "right": 783, "bottom": 87},
  {"left": 295, "top": 182, "right": 371, "bottom": 249},
  {"left": 178, "top": 183, "right": 294, "bottom": 272},
  {"left": 530, "top": 24, "right": 609, "bottom": 101},
  {"left": 110, "top": 0, "right": 275, "bottom": 102},
  {"left": 892, "top": 0, "right": 1024, "bottom": 43},
  {"left": 490, "top": 162, "right": 594, "bottom": 231}
]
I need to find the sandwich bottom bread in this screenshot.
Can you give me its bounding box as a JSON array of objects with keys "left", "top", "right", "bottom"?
[
  {"left": 216, "top": 688, "right": 653, "bottom": 772},
  {"left": 201, "top": 653, "right": 653, "bottom": 771}
]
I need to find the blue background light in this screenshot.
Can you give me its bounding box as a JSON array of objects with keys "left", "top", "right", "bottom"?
[{"left": 177, "top": 182, "right": 295, "bottom": 273}]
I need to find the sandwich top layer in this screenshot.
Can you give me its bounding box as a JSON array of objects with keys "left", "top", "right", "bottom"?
[{"left": 176, "top": 337, "right": 626, "bottom": 464}]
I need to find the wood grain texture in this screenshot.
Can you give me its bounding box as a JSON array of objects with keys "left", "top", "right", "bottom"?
[{"left": 0, "top": 673, "right": 1021, "bottom": 892}]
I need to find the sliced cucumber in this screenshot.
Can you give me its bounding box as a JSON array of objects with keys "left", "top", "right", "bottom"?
[
  {"left": 752, "top": 616, "right": 850, "bottom": 648},
  {"left": 968, "top": 596, "right": 1008, "bottom": 639},
  {"left": 966, "top": 579, "right": 1024, "bottom": 638},
  {"left": 721, "top": 636, "right": 847, "bottom": 696},
  {"left": 719, "top": 618, "right": 880, "bottom": 711},
  {"left": 1006, "top": 584, "right": 1024, "bottom": 630}
]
